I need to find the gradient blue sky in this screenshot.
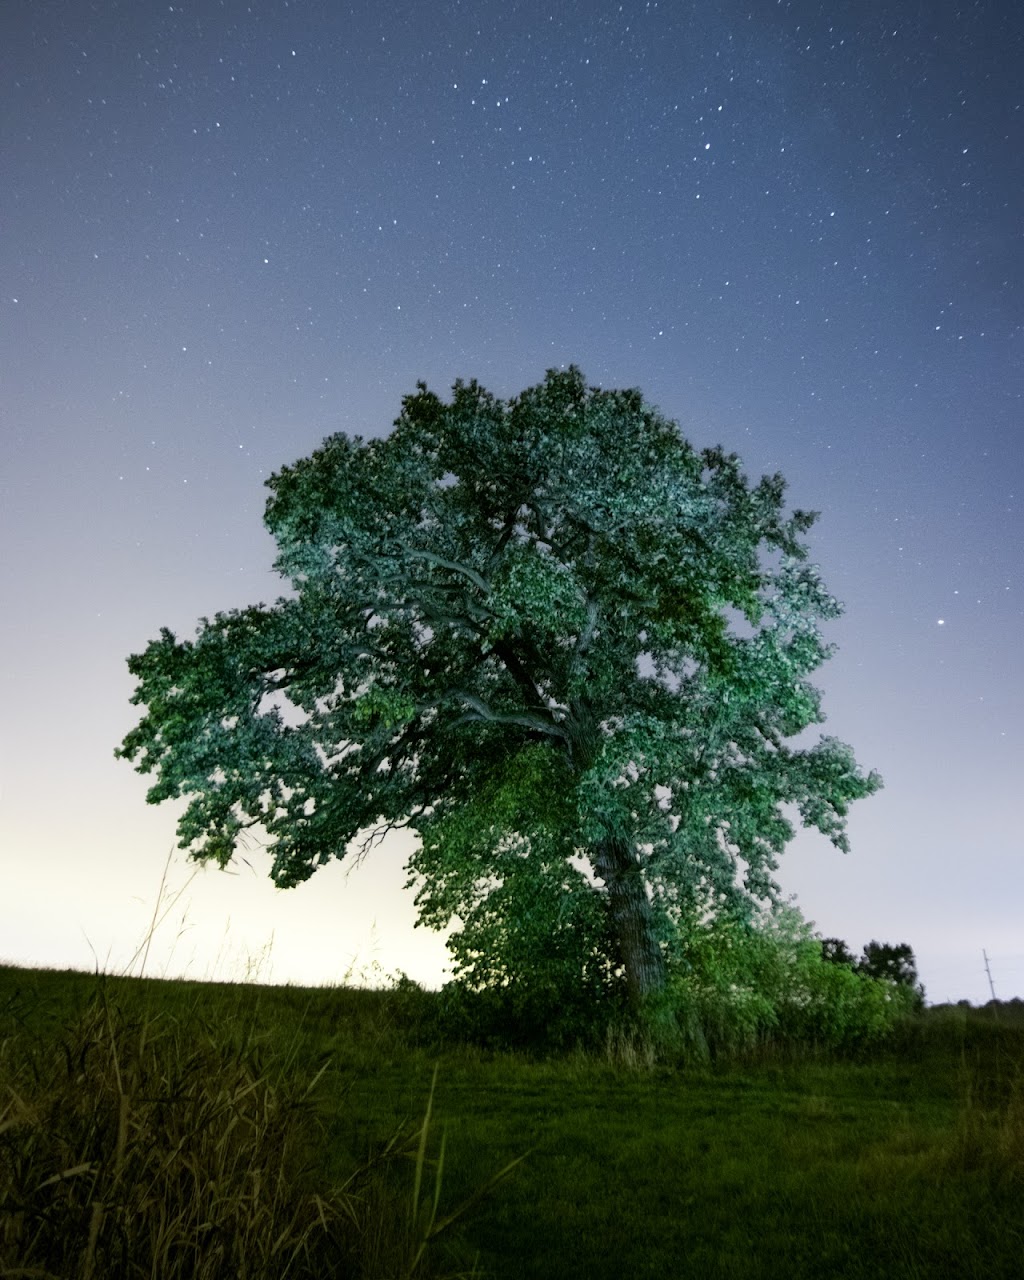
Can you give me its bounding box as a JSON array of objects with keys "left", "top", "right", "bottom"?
[{"left": 2, "top": 0, "right": 1021, "bottom": 1002}]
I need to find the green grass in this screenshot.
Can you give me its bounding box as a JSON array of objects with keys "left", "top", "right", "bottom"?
[{"left": 1, "top": 965, "right": 1022, "bottom": 1278}]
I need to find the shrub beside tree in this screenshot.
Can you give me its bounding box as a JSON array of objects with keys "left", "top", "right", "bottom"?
[
  {"left": 664, "top": 904, "right": 920, "bottom": 1058},
  {"left": 820, "top": 936, "right": 926, "bottom": 1011}
]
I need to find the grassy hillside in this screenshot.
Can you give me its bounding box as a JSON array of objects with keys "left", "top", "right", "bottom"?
[{"left": 1, "top": 964, "right": 1021, "bottom": 1278}]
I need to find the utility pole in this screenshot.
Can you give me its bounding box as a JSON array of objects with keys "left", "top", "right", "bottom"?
[{"left": 982, "top": 949, "right": 997, "bottom": 1002}]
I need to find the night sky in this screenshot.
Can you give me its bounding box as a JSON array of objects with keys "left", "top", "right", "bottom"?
[{"left": 2, "top": 0, "right": 1021, "bottom": 1003}]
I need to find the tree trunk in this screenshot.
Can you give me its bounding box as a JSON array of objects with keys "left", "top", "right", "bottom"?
[
  {"left": 566, "top": 700, "right": 665, "bottom": 1008},
  {"left": 591, "top": 833, "right": 666, "bottom": 1008}
]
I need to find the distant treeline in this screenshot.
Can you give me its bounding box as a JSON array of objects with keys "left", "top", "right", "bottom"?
[{"left": 931, "top": 997, "right": 1024, "bottom": 1019}]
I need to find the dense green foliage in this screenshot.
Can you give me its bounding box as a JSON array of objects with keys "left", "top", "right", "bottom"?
[
  {"left": 430, "top": 900, "right": 920, "bottom": 1059},
  {"left": 821, "top": 936, "right": 926, "bottom": 1011},
  {"left": 2, "top": 966, "right": 1022, "bottom": 1279},
  {"left": 667, "top": 904, "right": 923, "bottom": 1059},
  {"left": 116, "top": 367, "right": 881, "bottom": 1013},
  {"left": 859, "top": 939, "right": 924, "bottom": 992}
]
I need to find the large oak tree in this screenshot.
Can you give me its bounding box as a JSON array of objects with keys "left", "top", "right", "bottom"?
[{"left": 117, "top": 368, "right": 880, "bottom": 1009}]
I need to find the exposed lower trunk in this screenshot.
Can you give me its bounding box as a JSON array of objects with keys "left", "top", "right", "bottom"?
[{"left": 591, "top": 833, "right": 666, "bottom": 1008}]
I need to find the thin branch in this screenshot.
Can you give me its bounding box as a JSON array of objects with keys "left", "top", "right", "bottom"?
[{"left": 352, "top": 815, "right": 413, "bottom": 864}]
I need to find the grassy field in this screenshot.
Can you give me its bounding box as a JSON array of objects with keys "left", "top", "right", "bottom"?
[{"left": 1, "top": 963, "right": 1021, "bottom": 1278}]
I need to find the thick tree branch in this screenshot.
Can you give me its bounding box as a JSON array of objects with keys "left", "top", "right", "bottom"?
[
  {"left": 416, "top": 594, "right": 493, "bottom": 633},
  {"left": 484, "top": 505, "right": 525, "bottom": 575},
  {"left": 575, "top": 598, "right": 600, "bottom": 658},
  {"left": 491, "top": 638, "right": 551, "bottom": 709},
  {"left": 399, "top": 545, "right": 491, "bottom": 593},
  {"left": 448, "top": 690, "right": 567, "bottom": 739}
]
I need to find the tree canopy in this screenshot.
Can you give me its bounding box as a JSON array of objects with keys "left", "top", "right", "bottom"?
[
  {"left": 858, "top": 940, "right": 924, "bottom": 997},
  {"left": 116, "top": 367, "right": 881, "bottom": 1010},
  {"left": 820, "top": 938, "right": 859, "bottom": 968}
]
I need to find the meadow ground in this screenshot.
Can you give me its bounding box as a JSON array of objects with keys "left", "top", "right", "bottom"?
[{"left": 1, "top": 963, "right": 1021, "bottom": 1278}]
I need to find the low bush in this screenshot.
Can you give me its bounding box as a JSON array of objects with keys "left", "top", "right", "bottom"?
[{"left": 663, "top": 901, "right": 917, "bottom": 1061}]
